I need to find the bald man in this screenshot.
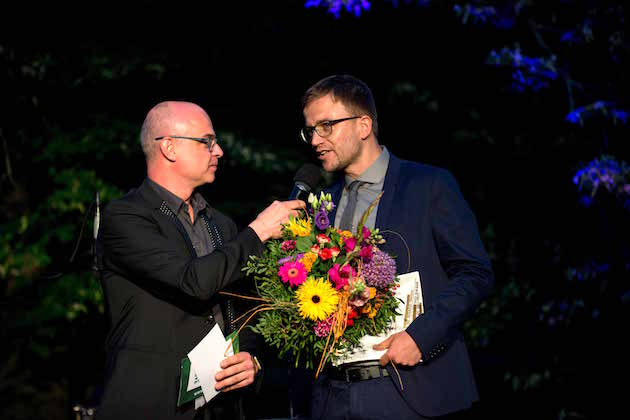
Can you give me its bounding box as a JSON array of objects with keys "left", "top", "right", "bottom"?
[{"left": 96, "top": 101, "right": 304, "bottom": 419}]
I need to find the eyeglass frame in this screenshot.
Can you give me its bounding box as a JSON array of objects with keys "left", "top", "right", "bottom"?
[
  {"left": 154, "top": 135, "right": 218, "bottom": 151},
  {"left": 299, "top": 116, "right": 361, "bottom": 143}
]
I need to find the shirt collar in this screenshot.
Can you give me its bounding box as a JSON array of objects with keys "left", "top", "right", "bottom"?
[
  {"left": 344, "top": 146, "right": 390, "bottom": 186},
  {"left": 146, "top": 178, "right": 208, "bottom": 215}
]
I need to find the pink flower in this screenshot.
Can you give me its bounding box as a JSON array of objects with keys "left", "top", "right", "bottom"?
[
  {"left": 316, "top": 234, "right": 330, "bottom": 244},
  {"left": 359, "top": 245, "right": 373, "bottom": 261},
  {"left": 344, "top": 237, "right": 357, "bottom": 253},
  {"left": 362, "top": 226, "right": 371, "bottom": 240},
  {"left": 328, "top": 263, "right": 356, "bottom": 290},
  {"left": 281, "top": 240, "right": 296, "bottom": 251},
  {"left": 278, "top": 261, "right": 307, "bottom": 287},
  {"left": 328, "top": 264, "right": 342, "bottom": 287},
  {"left": 314, "top": 316, "right": 334, "bottom": 338},
  {"left": 340, "top": 264, "right": 355, "bottom": 279}
]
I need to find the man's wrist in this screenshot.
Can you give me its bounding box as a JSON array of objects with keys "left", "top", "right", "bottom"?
[{"left": 248, "top": 221, "right": 269, "bottom": 243}]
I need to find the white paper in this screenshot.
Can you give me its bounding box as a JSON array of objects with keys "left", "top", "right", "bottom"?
[
  {"left": 187, "top": 338, "right": 233, "bottom": 392},
  {"left": 187, "top": 324, "right": 229, "bottom": 403},
  {"left": 334, "top": 271, "right": 423, "bottom": 365}
]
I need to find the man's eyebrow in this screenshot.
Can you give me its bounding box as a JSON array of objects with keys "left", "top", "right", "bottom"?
[{"left": 308, "top": 118, "right": 332, "bottom": 126}]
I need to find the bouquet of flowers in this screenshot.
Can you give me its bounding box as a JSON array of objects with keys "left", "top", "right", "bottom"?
[{"left": 237, "top": 191, "right": 400, "bottom": 375}]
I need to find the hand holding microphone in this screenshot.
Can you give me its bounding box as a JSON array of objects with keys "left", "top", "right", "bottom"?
[
  {"left": 289, "top": 163, "right": 321, "bottom": 201},
  {"left": 249, "top": 164, "right": 322, "bottom": 242}
]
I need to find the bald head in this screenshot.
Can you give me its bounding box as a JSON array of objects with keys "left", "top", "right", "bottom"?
[{"left": 140, "top": 101, "right": 210, "bottom": 161}]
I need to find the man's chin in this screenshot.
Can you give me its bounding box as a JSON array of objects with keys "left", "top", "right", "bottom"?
[
  {"left": 322, "top": 161, "right": 339, "bottom": 173},
  {"left": 203, "top": 173, "right": 216, "bottom": 184},
  {"left": 319, "top": 156, "right": 338, "bottom": 173}
]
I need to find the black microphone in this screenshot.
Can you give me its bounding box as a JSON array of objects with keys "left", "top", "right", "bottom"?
[{"left": 289, "top": 163, "right": 321, "bottom": 201}]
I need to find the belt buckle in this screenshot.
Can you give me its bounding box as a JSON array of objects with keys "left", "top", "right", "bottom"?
[
  {"left": 347, "top": 366, "right": 377, "bottom": 382},
  {"left": 346, "top": 366, "right": 362, "bottom": 382}
]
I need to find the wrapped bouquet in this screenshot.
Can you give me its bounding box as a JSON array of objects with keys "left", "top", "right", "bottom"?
[{"left": 236, "top": 191, "right": 400, "bottom": 376}]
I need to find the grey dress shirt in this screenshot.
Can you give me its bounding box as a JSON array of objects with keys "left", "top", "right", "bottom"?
[{"left": 334, "top": 146, "right": 390, "bottom": 231}]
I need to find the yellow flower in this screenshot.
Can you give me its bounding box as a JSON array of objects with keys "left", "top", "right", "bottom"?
[
  {"left": 287, "top": 217, "right": 312, "bottom": 237},
  {"left": 361, "top": 301, "right": 382, "bottom": 318},
  {"left": 296, "top": 277, "right": 339, "bottom": 321},
  {"left": 299, "top": 252, "right": 318, "bottom": 272},
  {"left": 337, "top": 229, "right": 353, "bottom": 239}
]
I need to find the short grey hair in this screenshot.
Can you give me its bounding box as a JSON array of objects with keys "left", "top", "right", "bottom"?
[{"left": 139, "top": 102, "right": 172, "bottom": 161}]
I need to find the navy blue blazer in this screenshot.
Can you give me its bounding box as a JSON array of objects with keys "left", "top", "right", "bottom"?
[{"left": 324, "top": 153, "right": 494, "bottom": 417}]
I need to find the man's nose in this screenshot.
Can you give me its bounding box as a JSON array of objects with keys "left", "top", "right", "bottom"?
[
  {"left": 310, "top": 131, "right": 324, "bottom": 147},
  {"left": 212, "top": 143, "right": 224, "bottom": 157}
]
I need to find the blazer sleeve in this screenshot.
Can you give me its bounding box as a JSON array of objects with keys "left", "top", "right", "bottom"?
[
  {"left": 406, "top": 169, "right": 494, "bottom": 359},
  {"left": 100, "top": 199, "right": 265, "bottom": 301}
]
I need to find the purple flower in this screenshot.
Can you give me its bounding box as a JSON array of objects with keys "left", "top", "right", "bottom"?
[
  {"left": 573, "top": 155, "right": 630, "bottom": 209},
  {"left": 278, "top": 256, "right": 293, "bottom": 265},
  {"left": 363, "top": 248, "right": 397, "bottom": 288},
  {"left": 315, "top": 209, "right": 330, "bottom": 230}
]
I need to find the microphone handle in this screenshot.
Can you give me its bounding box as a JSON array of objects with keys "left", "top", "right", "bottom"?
[{"left": 289, "top": 183, "right": 310, "bottom": 201}]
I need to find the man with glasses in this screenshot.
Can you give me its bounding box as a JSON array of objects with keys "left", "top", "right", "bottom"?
[
  {"left": 97, "top": 101, "right": 304, "bottom": 419},
  {"left": 301, "top": 75, "right": 494, "bottom": 419}
]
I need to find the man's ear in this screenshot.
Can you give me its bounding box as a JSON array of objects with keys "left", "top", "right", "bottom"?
[
  {"left": 358, "top": 115, "right": 373, "bottom": 140},
  {"left": 158, "top": 137, "right": 177, "bottom": 162}
]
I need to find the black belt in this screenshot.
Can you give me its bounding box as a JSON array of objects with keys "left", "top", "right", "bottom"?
[{"left": 327, "top": 361, "right": 390, "bottom": 382}]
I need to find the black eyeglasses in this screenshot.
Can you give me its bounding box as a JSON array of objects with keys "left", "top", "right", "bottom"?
[
  {"left": 300, "top": 116, "right": 360, "bottom": 143},
  {"left": 154, "top": 135, "right": 218, "bottom": 151}
]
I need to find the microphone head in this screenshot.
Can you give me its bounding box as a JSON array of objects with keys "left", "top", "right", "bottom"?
[{"left": 293, "top": 163, "right": 322, "bottom": 192}]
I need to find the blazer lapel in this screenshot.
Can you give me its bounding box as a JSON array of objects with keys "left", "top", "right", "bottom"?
[
  {"left": 375, "top": 153, "right": 401, "bottom": 229},
  {"left": 137, "top": 180, "right": 196, "bottom": 255},
  {"left": 200, "top": 212, "right": 224, "bottom": 250}
]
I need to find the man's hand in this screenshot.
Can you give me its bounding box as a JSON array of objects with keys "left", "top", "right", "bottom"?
[
  {"left": 214, "top": 352, "right": 257, "bottom": 392},
  {"left": 249, "top": 199, "right": 305, "bottom": 242},
  {"left": 373, "top": 331, "right": 423, "bottom": 367}
]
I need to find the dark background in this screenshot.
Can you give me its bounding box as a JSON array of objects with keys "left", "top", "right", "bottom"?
[{"left": 2, "top": 1, "right": 628, "bottom": 419}]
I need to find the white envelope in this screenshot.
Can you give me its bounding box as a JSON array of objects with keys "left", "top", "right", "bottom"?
[{"left": 187, "top": 324, "right": 232, "bottom": 404}]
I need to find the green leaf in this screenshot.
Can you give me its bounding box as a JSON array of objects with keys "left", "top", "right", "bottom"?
[{"left": 296, "top": 237, "right": 314, "bottom": 252}]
